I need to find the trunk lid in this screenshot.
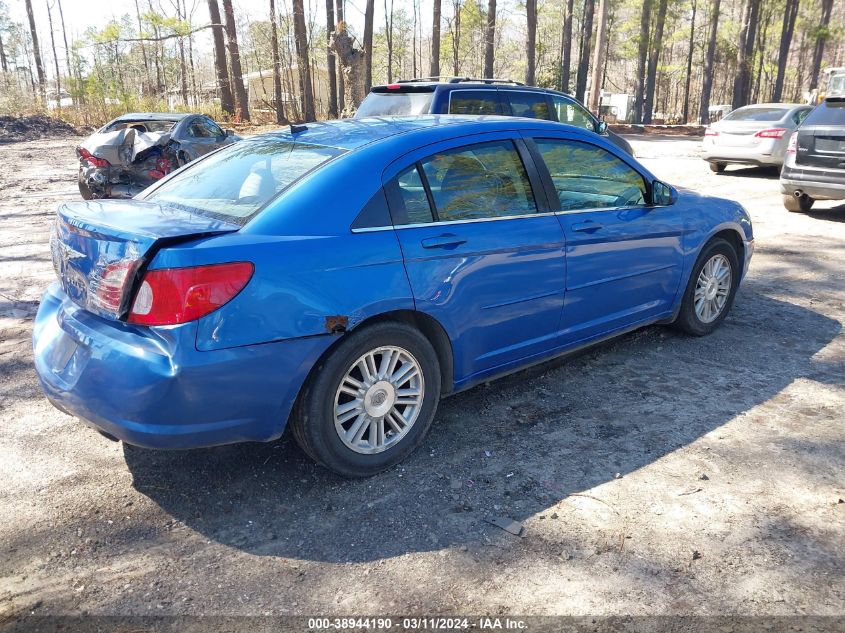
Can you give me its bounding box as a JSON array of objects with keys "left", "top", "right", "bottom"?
[
  {"left": 711, "top": 121, "right": 777, "bottom": 147},
  {"left": 50, "top": 199, "right": 240, "bottom": 320},
  {"left": 795, "top": 126, "right": 845, "bottom": 169}
]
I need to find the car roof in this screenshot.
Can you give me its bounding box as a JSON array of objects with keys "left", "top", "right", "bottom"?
[
  {"left": 734, "top": 103, "right": 805, "bottom": 110},
  {"left": 252, "top": 115, "right": 599, "bottom": 151},
  {"left": 111, "top": 112, "right": 192, "bottom": 122},
  {"left": 373, "top": 81, "right": 580, "bottom": 100}
]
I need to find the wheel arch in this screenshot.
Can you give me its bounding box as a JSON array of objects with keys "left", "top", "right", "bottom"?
[{"left": 709, "top": 227, "right": 746, "bottom": 278}]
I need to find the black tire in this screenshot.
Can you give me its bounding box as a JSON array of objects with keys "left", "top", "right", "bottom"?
[
  {"left": 290, "top": 321, "right": 442, "bottom": 477},
  {"left": 673, "top": 238, "right": 740, "bottom": 337},
  {"left": 782, "top": 193, "right": 814, "bottom": 213},
  {"left": 709, "top": 162, "right": 727, "bottom": 173},
  {"left": 77, "top": 172, "right": 94, "bottom": 200}
]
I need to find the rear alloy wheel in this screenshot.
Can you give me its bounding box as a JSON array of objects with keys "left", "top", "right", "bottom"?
[
  {"left": 782, "top": 193, "right": 814, "bottom": 213},
  {"left": 709, "top": 162, "right": 727, "bottom": 173},
  {"left": 673, "top": 238, "right": 739, "bottom": 336},
  {"left": 291, "top": 322, "right": 441, "bottom": 477}
]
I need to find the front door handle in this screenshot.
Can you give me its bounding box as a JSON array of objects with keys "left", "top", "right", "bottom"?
[
  {"left": 571, "top": 220, "right": 603, "bottom": 233},
  {"left": 421, "top": 234, "right": 467, "bottom": 249}
]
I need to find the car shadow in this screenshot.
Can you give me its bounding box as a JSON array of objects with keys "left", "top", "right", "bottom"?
[
  {"left": 123, "top": 287, "right": 840, "bottom": 563},
  {"left": 717, "top": 165, "right": 780, "bottom": 179},
  {"left": 807, "top": 202, "right": 845, "bottom": 222}
]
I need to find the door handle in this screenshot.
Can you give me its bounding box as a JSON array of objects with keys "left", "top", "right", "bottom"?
[
  {"left": 571, "top": 220, "right": 603, "bottom": 232},
  {"left": 421, "top": 234, "right": 467, "bottom": 249}
]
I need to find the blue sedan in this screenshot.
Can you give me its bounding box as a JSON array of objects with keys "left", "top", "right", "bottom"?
[{"left": 34, "top": 116, "right": 754, "bottom": 477}]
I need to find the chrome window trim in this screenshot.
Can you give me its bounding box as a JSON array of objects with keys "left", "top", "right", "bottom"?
[{"left": 350, "top": 210, "right": 560, "bottom": 233}]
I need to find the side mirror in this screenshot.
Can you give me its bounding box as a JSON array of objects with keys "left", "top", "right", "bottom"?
[
  {"left": 225, "top": 128, "right": 235, "bottom": 137},
  {"left": 652, "top": 180, "right": 678, "bottom": 206},
  {"left": 595, "top": 120, "right": 608, "bottom": 134}
]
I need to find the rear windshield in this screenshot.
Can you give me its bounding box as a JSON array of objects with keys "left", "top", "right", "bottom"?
[
  {"left": 802, "top": 100, "right": 845, "bottom": 126},
  {"left": 723, "top": 107, "right": 788, "bottom": 122},
  {"left": 143, "top": 138, "right": 344, "bottom": 223},
  {"left": 103, "top": 120, "right": 177, "bottom": 133},
  {"left": 356, "top": 92, "right": 433, "bottom": 117}
]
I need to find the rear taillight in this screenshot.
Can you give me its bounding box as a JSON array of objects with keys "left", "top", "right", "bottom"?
[
  {"left": 128, "top": 262, "right": 254, "bottom": 326},
  {"left": 786, "top": 132, "right": 798, "bottom": 153},
  {"left": 754, "top": 128, "right": 787, "bottom": 138},
  {"left": 704, "top": 128, "right": 719, "bottom": 137},
  {"left": 91, "top": 260, "right": 137, "bottom": 314},
  {"left": 77, "top": 146, "right": 110, "bottom": 168}
]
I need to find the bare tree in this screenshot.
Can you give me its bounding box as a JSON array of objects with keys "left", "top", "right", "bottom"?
[
  {"left": 809, "top": 0, "right": 834, "bottom": 90},
  {"left": 45, "top": 0, "right": 60, "bottom": 106},
  {"left": 559, "top": 0, "right": 573, "bottom": 92},
  {"left": 336, "top": 0, "right": 345, "bottom": 111},
  {"left": 632, "top": 0, "right": 651, "bottom": 123},
  {"left": 526, "top": 0, "right": 536, "bottom": 85},
  {"left": 325, "top": 0, "right": 338, "bottom": 117},
  {"left": 25, "top": 0, "right": 45, "bottom": 99},
  {"left": 174, "top": 0, "right": 189, "bottom": 106},
  {"left": 431, "top": 0, "right": 441, "bottom": 76},
  {"left": 588, "top": 0, "right": 608, "bottom": 113},
  {"left": 699, "top": 0, "right": 721, "bottom": 123},
  {"left": 449, "top": 0, "right": 461, "bottom": 75},
  {"left": 207, "top": 0, "right": 234, "bottom": 114},
  {"left": 269, "top": 0, "right": 285, "bottom": 123},
  {"left": 575, "top": 0, "right": 595, "bottom": 102},
  {"left": 363, "top": 0, "right": 374, "bottom": 91},
  {"left": 0, "top": 32, "right": 7, "bottom": 74},
  {"left": 643, "top": 0, "right": 668, "bottom": 123},
  {"left": 221, "top": 0, "right": 249, "bottom": 120},
  {"left": 483, "top": 0, "right": 495, "bottom": 79},
  {"left": 132, "top": 0, "right": 152, "bottom": 92},
  {"left": 292, "top": 0, "right": 314, "bottom": 120},
  {"left": 384, "top": 0, "right": 394, "bottom": 83},
  {"left": 772, "top": 0, "right": 799, "bottom": 102},
  {"left": 330, "top": 24, "right": 365, "bottom": 115},
  {"left": 732, "top": 0, "right": 761, "bottom": 109},
  {"left": 682, "top": 0, "right": 697, "bottom": 122}
]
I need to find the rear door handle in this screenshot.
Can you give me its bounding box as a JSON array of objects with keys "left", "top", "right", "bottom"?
[
  {"left": 571, "top": 220, "right": 603, "bottom": 232},
  {"left": 421, "top": 234, "right": 467, "bottom": 249}
]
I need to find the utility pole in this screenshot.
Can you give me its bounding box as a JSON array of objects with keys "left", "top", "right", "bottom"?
[{"left": 588, "top": 0, "right": 608, "bottom": 114}]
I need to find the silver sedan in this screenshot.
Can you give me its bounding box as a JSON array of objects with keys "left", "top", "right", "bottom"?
[{"left": 702, "top": 103, "right": 813, "bottom": 172}]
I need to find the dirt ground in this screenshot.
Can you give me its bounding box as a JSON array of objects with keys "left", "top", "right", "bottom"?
[{"left": 0, "top": 133, "right": 843, "bottom": 626}]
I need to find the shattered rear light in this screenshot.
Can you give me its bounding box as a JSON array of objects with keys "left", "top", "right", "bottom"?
[
  {"left": 90, "top": 260, "right": 137, "bottom": 314},
  {"left": 128, "top": 262, "right": 254, "bottom": 326},
  {"left": 78, "top": 147, "right": 110, "bottom": 168}
]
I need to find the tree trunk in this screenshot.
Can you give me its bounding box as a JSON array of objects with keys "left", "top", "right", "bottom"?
[
  {"left": 292, "top": 0, "right": 315, "bottom": 120},
  {"left": 575, "top": 0, "right": 595, "bottom": 102},
  {"left": 732, "top": 0, "right": 761, "bottom": 109},
  {"left": 525, "top": 0, "right": 536, "bottom": 85},
  {"left": 559, "top": 0, "right": 573, "bottom": 92},
  {"left": 431, "top": 0, "right": 441, "bottom": 76},
  {"left": 176, "top": 0, "right": 190, "bottom": 106},
  {"left": 336, "top": 0, "right": 345, "bottom": 112},
  {"left": 221, "top": 0, "right": 250, "bottom": 120},
  {"left": 483, "top": 0, "right": 496, "bottom": 78},
  {"left": 0, "top": 34, "right": 7, "bottom": 74},
  {"left": 451, "top": 0, "right": 461, "bottom": 76},
  {"left": 363, "top": 0, "right": 374, "bottom": 91},
  {"left": 699, "top": 0, "right": 720, "bottom": 123},
  {"left": 771, "top": 0, "right": 799, "bottom": 102},
  {"left": 25, "top": 0, "right": 46, "bottom": 100},
  {"left": 207, "top": 0, "right": 234, "bottom": 115},
  {"left": 147, "top": 0, "right": 164, "bottom": 94},
  {"left": 133, "top": 0, "right": 152, "bottom": 93},
  {"left": 269, "top": 0, "right": 285, "bottom": 122},
  {"left": 633, "top": 0, "right": 652, "bottom": 123},
  {"left": 413, "top": 0, "right": 418, "bottom": 77},
  {"left": 588, "top": 0, "right": 608, "bottom": 113},
  {"left": 45, "top": 0, "right": 61, "bottom": 108},
  {"left": 809, "top": 0, "right": 833, "bottom": 90},
  {"left": 643, "top": 0, "right": 668, "bottom": 123},
  {"left": 330, "top": 25, "right": 366, "bottom": 115},
  {"left": 384, "top": 0, "right": 394, "bottom": 83},
  {"left": 682, "top": 0, "right": 697, "bottom": 123},
  {"left": 325, "top": 0, "right": 338, "bottom": 117}
]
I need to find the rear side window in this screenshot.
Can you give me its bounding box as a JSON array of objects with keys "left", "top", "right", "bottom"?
[
  {"left": 505, "top": 92, "right": 552, "bottom": 120},
  {"left": 385, "top": 165, "right": 435, "bottom": 225},
  {"left": 792, "top": 108, "right": 811, "bottom": 125},
  {"left": 802, "top": 100, "right": 845, "bottom": 126},
  {"left": 448, "top": 90, "right": 503, "bottom": 115},
  {"left": 356, "top": 91, "right": 433, "bottom": 117},
  {"left": 144, "top": 138, "right": 344, "bottom": 223},
  {"left": 534, "top": 138, "right": 646, "bottom": 210},
  {"left": 551, "top": 96, "right": 596, "bottom": 132},
  {"left": 723, "top": 107, "right": 788, "bottom": 122}
]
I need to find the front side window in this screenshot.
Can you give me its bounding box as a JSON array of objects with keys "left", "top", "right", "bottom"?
[
  {"left": 420, "top": 141, "right": 536, "bottom": 221},
  {"left": 448, "top": 90, "right": 503, "bottom": 115},
  {"left": 551, "top": 96, "right": 596, "bottom": 132},
  {"left": 534, "top": 138, "right": 647, "bottom": 210},
  {"left": 506, "top": 92, "right": 552, "bottom": 120},
  {"left": 144, "top": 139, "right": 344, "bottom": 223}
]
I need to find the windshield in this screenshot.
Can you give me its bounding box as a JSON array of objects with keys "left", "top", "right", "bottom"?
[
  {"left": 723, "top": 107, "right": 788, "bottom": 122},
  {"left": 356, "top": 92, "right": 433, "bottom": 117},
  {"left": 143, "top": 138, "right": 345, "bottom": 223},
  {"left": 802, "top": 100, "right": 845, "bottom": 126}
]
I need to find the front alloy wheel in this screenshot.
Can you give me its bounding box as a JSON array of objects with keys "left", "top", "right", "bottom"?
[
  {"left": 693, "top": 254, "right": 732, "bottom": 324},
  {"left": 673, "top": 237, "right": 739, "bottom": 336}
]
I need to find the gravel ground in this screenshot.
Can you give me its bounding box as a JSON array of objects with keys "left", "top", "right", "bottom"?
[{"left": 0, "top": 134, "right": 843, "bottom": 625}]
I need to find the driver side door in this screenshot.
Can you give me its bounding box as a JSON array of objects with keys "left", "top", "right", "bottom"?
[{"left": 526, "top": 135, "right": 686, "bottom": 343}]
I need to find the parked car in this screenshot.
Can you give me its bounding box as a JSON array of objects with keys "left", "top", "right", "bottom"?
[
  {"left": 35, "top": 116, "right": 753, "bottom": 477},
  {"left": 355, "top": 77, "right": 635, "bottom": 156},
  {"left": 77, "top": 112, "right": 239, "bottom": 200},
  {"left": 780, "top": 97, "right": 845, "bottom": 212},
  {"left": 702, "top": 103, "right": 813, "bottom": 172}
]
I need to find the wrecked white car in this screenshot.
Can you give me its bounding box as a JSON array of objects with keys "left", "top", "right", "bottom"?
[{"left": 76, "top": 113, "right": 240, "bottom": 199}]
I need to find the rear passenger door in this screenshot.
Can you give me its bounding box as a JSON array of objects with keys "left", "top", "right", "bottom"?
[
  {"left": 527, "top": 134, "right": 685, "bottom": 342},
  {"left": 385, "top": 137, "right": 567, "bottom": 382}
]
